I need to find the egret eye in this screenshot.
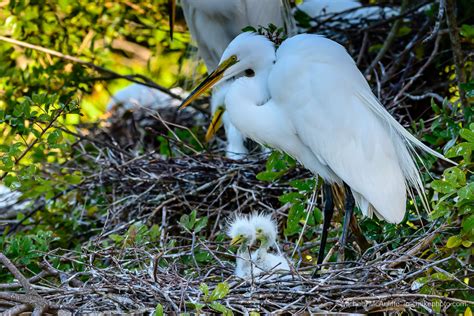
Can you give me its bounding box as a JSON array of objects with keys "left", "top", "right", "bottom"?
[{"left": 245, "top": 69, "right": 255, "bottom": 77}]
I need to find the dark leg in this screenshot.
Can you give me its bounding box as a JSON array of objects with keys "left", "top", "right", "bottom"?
[
  {"left": 338, "top": 183, "right": 355, "bottom": 262},
  {"left": 316, "top": 183, "right": 334, "bottom": 266}
]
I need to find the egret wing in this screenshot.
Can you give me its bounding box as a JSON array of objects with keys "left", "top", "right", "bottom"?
[{"left": 270, "top": 35, "right": 424, "bottom": 223}]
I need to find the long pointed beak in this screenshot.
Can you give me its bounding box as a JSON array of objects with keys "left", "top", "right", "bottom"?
[
  {"left": 205, "top": 106, "right": 225, "bottom": 142},
  {"left": 230, "top": 236, "right": 244, "bottom": 246},
  {"left": 168, "top": 0, "right": 176, "bottom": 40},
  {"left": 178, "top": 55, "right": 238, "bottom": 110}
]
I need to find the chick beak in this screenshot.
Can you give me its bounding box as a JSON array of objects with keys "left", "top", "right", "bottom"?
[
  {"left": 205, "top": 106, "right": 225, "bottom": 142},
  {"left": 178, "top": 55, "right": 238, "bottom": 110},
  {"left": 230, "top": 236, "right": 243, "bottom": 246},
  {"left": 168, "top": 0, "right": 176, "bottom": 40}
]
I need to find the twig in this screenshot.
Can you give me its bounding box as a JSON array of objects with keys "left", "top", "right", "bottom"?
[
  {"left": 365, "top": 0, "right": 409, "bottom": 76},
  {"left": 0, "top": 35, "right": 182, "bottom": 100}
]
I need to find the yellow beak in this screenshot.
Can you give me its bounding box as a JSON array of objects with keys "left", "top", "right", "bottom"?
[
  {"left": 205, "top": 106, "right": 225, "bottom": 142},
  {"left": 230, "top": 236, "right": 244, "bottom": 246},
  {"left": 178, "top": 55, "right": 238, "bottom": 110},
  {"left": 168, "top": 0, "right": 176, "bottom": 40}
]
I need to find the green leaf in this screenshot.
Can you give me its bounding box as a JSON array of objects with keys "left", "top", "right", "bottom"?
[
  {"left": 179, "top": 214, "right": 190, "bottom": 231},
  {"left": 209, "top": 302, "right": 232, "bottom": 314},
  {"left": 199, "top": 283, "right": 209, "bottom": 297},
  {"left": 445, "top": 142, "right": 472, "bottom": 159},
  {"left": 431, "top": 179, "right": 457, "bottom": 194},
  {"left": 458, "top": 183, "right": 474, "bottom": 201},
  {"left": 149, "top": 224, "right": 161, "bottom": 241},
  {"left": 446, "top": 235, "right": 462, "bottom": 248},
  {"left": 256, "top": 170, "right": 285, "bottom": 182},
  {"left": 109, "top": 234, "right": 124, "bottom": 243},
  {"left": 209, "top": 282, "right": 230, "bottom": 302},
  {"left": 460, "top": 128, "right": 474, "bottom": 143},
  {"left": 411, "top": 277, "right": 428, "bottom": 290},
  {"left": 443, "top": 167, "right": 465, "bottom": 187},
  {"left": 64, "top": 174, "right": 82, "bottom": 185},
  {"left": 278, "top": 192, "right": 303, "bottom": 204},
  {"left": 153, "top": 304, "right": 164, "bottom": 316},
  {"left": 460, "top": 24, "right": 474, "bottom": 39},
  {"left": 284, "top": 203, "right": 305, "bottom": 236},
  {"left": 194, "top": 217, "right": 208, "bottom": 233},
  {"left": 431, "top": 272, "right": 453, "bottom": 281},
  {"left": 47, "top": 130, "right": 62, "bottom": 145},
  {"left": 429, "top": 201, "right": 452, "bottom": 220},
  {"left": 462, "top": 215, "right": 474, "bottom": 234}
]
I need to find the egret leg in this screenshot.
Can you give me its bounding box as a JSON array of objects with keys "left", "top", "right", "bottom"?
[
  {"left": 314, "top": 183, "right": 334, "bottom": 274},
  {"left": 338, "top": 184, "right": 355, "bottom": 263}
]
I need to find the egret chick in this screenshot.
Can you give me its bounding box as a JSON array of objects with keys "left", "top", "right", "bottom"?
[
  {"left": 251, "top": 213, "right": 290, "bottom": 274},
  {"left": 227, "top": 215, "right": 261, "bottom": 278}
]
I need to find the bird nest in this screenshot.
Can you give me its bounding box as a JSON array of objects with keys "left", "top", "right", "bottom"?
[{"left": 0, "top": 109, "right": 471, "bottom": 315}]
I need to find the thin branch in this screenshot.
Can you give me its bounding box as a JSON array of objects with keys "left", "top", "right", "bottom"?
[{"left": 0, "top": 35, "right": 182, "bottom": 100}]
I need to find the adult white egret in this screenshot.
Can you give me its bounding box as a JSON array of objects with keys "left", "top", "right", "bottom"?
[
  {"left": 252, "top": 213, "right": 290, "bottom": 274},
  {"left": 170, "top": 0, "right": 295, "bottom": 159},
  {"left": 227, "top": 214, "right": 261, "bottom": 278},
  {"left": 180, "top": 32, "right": 450, "bottom": 266}
]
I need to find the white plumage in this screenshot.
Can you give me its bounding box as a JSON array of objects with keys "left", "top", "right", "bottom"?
[
  {"left": 178, "top": 0, "right": 295, "bottom": 159},
  {"left": 181, "top": 32, "right": 450, "bottom": 226}
]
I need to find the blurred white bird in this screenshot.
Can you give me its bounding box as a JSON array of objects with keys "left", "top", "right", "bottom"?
[
  {"left": 171, "top": 0, "right": 295, "bottom": 159},
  {"left": 251, "top": 213, "right": 290, "bottom": 274},
  {"left": 181, "top": 32, "right": 451, "bottom": 265},
  {"left": 227, "top": 215, "right": 262, "bottom": 278},
  {"left": 296, "top": 0, "right": 398, "bottom": 29},
  {"left": 106, "top": 83, "right": 184, "bottom": 113}
]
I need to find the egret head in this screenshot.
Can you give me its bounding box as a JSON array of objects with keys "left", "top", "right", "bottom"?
[
  {"left": 251, "top": 213, "right": 278, "bottom": 249},
  {"left": 179, "top": 32, "right": 275, "bottom": 111},
  {"left": 227, "top": 214, "right": 256, "bottom": 250}
]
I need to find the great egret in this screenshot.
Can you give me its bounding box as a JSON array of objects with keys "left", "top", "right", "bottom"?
[
  {"left": 252, "top": 213, "right": 290, "bottom": 274},
  {"left": 170, "top": 0, "right": 295, "bottom": 159},
  {"left": 227, "top": 214, "right": 261, "bottom": 278},
  {"left": 180, "top": 32, "right": 450, "bottom": 266}
]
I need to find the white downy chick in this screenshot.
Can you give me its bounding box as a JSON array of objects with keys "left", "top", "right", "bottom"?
[
  {"left": 251, "top": 213, "right": 290, "bottom": 274},
  {"left": 227, "top": 214, "right": 261, "bottom": 278}
]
